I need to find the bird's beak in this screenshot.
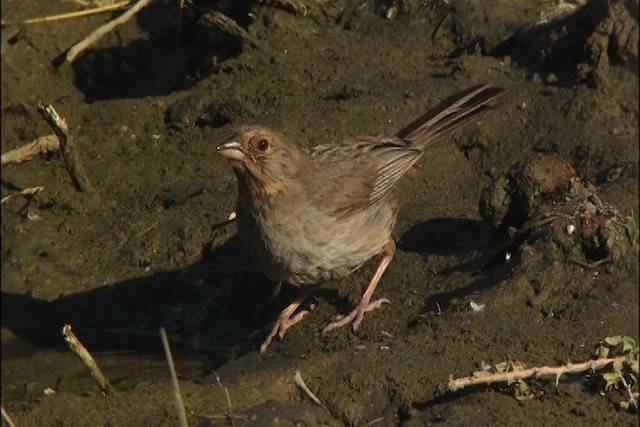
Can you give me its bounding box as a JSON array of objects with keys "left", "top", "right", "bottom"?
[{"left": 217, "top": 140, "right": 245, "bottom": 162}]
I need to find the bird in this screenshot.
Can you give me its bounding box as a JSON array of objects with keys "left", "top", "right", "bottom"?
[{"left": 217, "top": 83, "right": 503, "bottom": 353}]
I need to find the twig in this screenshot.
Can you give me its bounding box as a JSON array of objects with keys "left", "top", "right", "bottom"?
[
  {"left": 201, "top": 370, "right": 248, "bottom": 424},
  {"left": 1, "top": 1, "right": 132, "bottom": 27},
  {"left": 201, "top": 413, "right": 249, "bottom": 421},
  {"left": 260, "top": 0, "right": 308, "bottom": 16},
  {"left": 567, "top": 257, "right": 612, "bottom": 270},
  {"left": 1, "top": 186, "right": 44, "bottom": 205},
  {"left": 37, "top": 103, "right": 95, "bottom": 193},
  {"left": 212, "top": 370, "right": 234, "bottom": 425},
  {"left": 62, "top": 324, "right": 111, "bottom": 395},
  {"left": 1, "top": 405, "right": 16, "bottom": 427},
  {"left": 448, "top": 355, "right": 633, "bottom": 392},
  {"left": 160, "top": 328, "right": 188, "bottom": 427},
  {"left": 1, "top": 135, "right": 59, "bottom": 165},
  {"left": 199, "top": 10, "right": 259, "bottom": 49},
  {"left": 293, "top": 370, "right": 331, "bottom": 414},
  {"left": 618, "top": 373, "right": 639, "bottom": 410},
  {"left": 65, "top": 0, "right": 154, "bottom": 63}
]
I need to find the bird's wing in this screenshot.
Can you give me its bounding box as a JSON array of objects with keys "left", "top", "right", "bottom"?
[
  {"left": 366, "top": 140, "right": 422, "bottom": 205},
  {"left": 307, "top": 137, "right": 422, "bottom": 216}
]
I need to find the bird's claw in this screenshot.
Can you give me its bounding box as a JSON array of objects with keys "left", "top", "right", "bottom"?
[
  {"left": 260, "top": 310, "right": 309, "bottom": 354},
  {"left": 321, "top": 297, "right": 390, "bottom": 335}
]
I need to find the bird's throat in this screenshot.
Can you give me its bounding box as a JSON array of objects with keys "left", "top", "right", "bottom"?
[{"left": 237, "top": 171, "right": 286, "bottom": 216}]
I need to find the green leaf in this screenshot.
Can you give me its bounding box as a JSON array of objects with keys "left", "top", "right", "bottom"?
[
  {"left": 495, "top": 362, "right": 508, "bottom": 373},
  {"left": 596, "top": 345, "right": 610, "bottom": 359},
  {"left": 514, "top": 380, "right": 533, "bottom": 401},
  {"left": 621, "top": 336, "right": 637, "bottom": 354},
  {"left": 605, "top": 335, "right": 624, "bottom": 347},
  {"left": 613, "top": 359, "right": 623, "bottom": 373},
  {"left": 602, "top": 372, "right": 621, "bottom": 391}
]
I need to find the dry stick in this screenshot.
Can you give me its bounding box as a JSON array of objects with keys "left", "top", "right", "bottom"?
[
  {"left": 201, "top": 371, "right": 251, "bottom": 424},
  {"left": 37, "top": 104, "right": 95, "bottom": 193},
  {"left": 293, "top": 370, "right": 332, "bottom": 415},
  {"left": 1, "top": 405, "right": 16, "bottom": 427},
  {"left": 448, "top": 354, "right": 635, "bottom": 392},
  {"left": 618, "top": 372, "right": 639, "bottom": 410},
  {"left": 1, "top": 135, "right": 59, "bottom": 165},
  {"left": 199, "top": 10, "right": 260, "bottom": 49},
  {"left": 0, "top": 1, "right": 132, "bottom": 27},
  {"left": 65, "top": 0, "right": 154, "bottom": 63},
  {"left": 0, "top": 186, "right": 45, "bottom": 205},
  {"left": 212, "top": 370, "right": 234, "bottom": 424},
  {"left": 202, "top": 413, "right": 249, "bottom": 422},
  {"left": 260, "top": 0, "right": 308, "bottom": 16},
  {"left": 62, "top": 324, "right": 111, "bottom": 395},
  {"left": 160, "top": 328, "right": 188, "bottom": 427}
]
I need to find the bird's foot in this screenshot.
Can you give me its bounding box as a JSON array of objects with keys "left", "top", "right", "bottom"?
[
  {"left": 260, "top": 309, "right": 309, "bottom": 354},
  {"left": 321, "top": 297, "right": 390, "bottom": 335}
]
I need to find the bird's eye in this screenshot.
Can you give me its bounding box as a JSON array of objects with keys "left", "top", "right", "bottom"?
[{"left": 255, "top": 137, "right": 270, "bottom": 151}]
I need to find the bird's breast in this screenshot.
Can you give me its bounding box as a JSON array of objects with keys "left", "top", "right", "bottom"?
[{"left": 236, "top": 189, "right": 396, "bottom": 285}]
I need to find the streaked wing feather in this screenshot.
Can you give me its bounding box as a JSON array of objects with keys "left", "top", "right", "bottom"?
[
  {"left": 308, "top": 138, "right": 420, "bottom": 216},
  {"left": 369, "top": 146, "right": 421, "bottom": 205}
]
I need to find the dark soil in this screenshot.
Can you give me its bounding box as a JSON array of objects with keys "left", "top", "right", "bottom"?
[{"left": 2, "top": 0, "right": 638, "bottom": 425}]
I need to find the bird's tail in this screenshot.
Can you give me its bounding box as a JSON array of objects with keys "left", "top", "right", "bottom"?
[{"left": 397, "top": 84, "right": 504, "bottom": 149}]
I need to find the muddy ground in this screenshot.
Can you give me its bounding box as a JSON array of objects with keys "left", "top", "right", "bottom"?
[{"left": 1, "top": 0, "right": 639, "bottom": 425}]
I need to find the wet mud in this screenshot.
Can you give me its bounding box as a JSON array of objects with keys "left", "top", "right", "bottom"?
[{"left": 1, "top": 0, "right": 638, "bottom": 425}]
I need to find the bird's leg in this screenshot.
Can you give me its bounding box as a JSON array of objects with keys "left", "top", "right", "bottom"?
[
  {"left": 260, "top": 283, "right": 320, "bottom": 354},
  {"left": 322, "top": 238, "right": 395, "bottom": 335}
]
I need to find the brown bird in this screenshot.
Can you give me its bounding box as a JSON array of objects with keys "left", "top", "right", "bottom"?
[{"left": 218, "top": 84, "right": 503, "bottom": 353}]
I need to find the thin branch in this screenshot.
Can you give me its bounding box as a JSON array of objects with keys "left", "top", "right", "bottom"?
[
  {"left": 294, "top": 370, "right": 332, "bottom": 415},
  {"left": 1, "top": 405, "right": 16, "bottom": 427},
  {"left": 1, "top": 1, "right": 132, "bottom": 27},
  {"left": 160, "top": 328, "right": 188, "bottom": 427},
  {"left": 62, "top": 324, "right": 111, "bottom": 395},
  {"left": 618, "top": 373, "right": 639, "bottom": 410},
  {"left": 199, "top": 10, "right": 259, "bottom": 49},
  {"left": 37, "top": 103, "right": 95, "bottom": 193},
  {"left": 1, "top": 186, "right": 44, "bottom": 205},
  {"left": 1, "top": 135, "right": 59, "bottom": 165},
  {"left": 448, "top": 355, "right": 634, "bottom": 392},
  {"left": 65, "top": 0, "right": 154, "bottom": 63},
  {"left": 212, "top": 370, "right": 234, "bottom": 425},
  {"left": 259, "top": 0, "right": 308, "bottom": 16}
]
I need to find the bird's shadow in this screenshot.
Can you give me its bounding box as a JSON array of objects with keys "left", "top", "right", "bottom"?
[
  {"left": 2, "top": 218, "right": 517, "bottom": 366},
  {"left": 1, "top": 231, "right": 289, "bottom": 367},
  {"left": 399, "top": 217, "right": 515, "bottom": 316},
  {"left": 399, "top": 217, "right": 490, "bottom": 257}
]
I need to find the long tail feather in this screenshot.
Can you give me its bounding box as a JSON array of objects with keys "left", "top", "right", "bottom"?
[{"left": 397, "top": 84, "right": 504, "bottom": 148}]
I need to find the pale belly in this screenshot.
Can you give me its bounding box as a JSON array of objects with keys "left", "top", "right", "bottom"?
[{"left": 238, "top": 201, "right": 396, "bottom": 285}]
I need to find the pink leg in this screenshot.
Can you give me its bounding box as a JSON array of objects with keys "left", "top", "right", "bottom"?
[
  {"left": 322, "top": 239, "right": 395, "bottom": 335},
  {"left": 260, "top": 284, "right": 320, "bottom": 354}
]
